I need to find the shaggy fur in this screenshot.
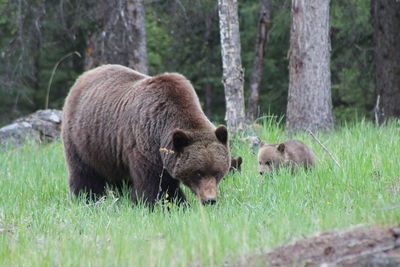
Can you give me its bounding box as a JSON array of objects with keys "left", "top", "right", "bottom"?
[
  {"left": 258, "top": 140, "right": 316, "bottom": 174},
  {"left": 62, "top": 64, "right": 230, "bottom": 205}
]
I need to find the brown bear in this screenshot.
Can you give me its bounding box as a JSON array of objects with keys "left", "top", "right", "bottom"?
[
  {"left": 258, "top": 140, "right": 316, "bottom": 174},
  {"left": 229, "top": 156, "right": 243, "bottom": 173},
  {"left": 62, "top": 64, "right": 230, "bottom": 205}
]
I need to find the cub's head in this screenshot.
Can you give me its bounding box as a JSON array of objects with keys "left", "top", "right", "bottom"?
[
  {"left": 171, "top": 125, "right": 230, "bottom": 205},
  {"left": 258, "top": 141, "right": 288, "bottom": 174}
]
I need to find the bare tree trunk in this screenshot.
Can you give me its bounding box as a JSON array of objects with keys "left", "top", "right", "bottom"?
[
  {"left": 246, "top": 0, "right": 272, "bottom": 122},
  {"left": 217, "top": 0, "right": 246, "bottom": 133},
  {"left": 85, "top": 0, "right": 148, "bottom": 74},
  {"left": 127, "top": 0, "right": 148, "bottom": 74},
  {"left": 372, "top": 0, "right": 400, "bottom": 122},
  {"left": 286, "top": 0, "right": 334, "bottom": 133}
]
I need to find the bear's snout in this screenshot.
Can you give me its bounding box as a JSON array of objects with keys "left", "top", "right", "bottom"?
[{"left": 195, "top": 177, "right": 217, "bottom": 205}]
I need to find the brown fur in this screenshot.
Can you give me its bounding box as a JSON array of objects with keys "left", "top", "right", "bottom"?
[
  {"left": 258, "top": 140, "right": 316, "bottom": 174},
  {"left": 62, "top": 64, "right": 230, "bottom": 205},
  {"left": 229, "top": 156, "right": 243, "bottom": 173}
]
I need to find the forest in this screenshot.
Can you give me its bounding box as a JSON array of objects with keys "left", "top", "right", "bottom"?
[
  {"left": 1, "top": 1, "right": 400, "bottom": 266},
  {"left": 1, "top": 0, "right": 396, "bottom": 128}
]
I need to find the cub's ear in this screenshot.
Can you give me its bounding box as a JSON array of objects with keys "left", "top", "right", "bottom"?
[
  {"left": 237, "top": 156, "right": 243, "bottom": 166},
  {"left": 215, "top": 125, "right": 228, "bottom": 144},
  {"left": 277, "top": 143, "right": 285, "bottom": 153},
  {"left": 173, "top": 129, "right": 190, "bottom": 152},
  {"left": 260, "top": 141, "right": 266, "bottom": 147},
  {"left": 231, "top": 156, "right": 242, "bottom": 167}
]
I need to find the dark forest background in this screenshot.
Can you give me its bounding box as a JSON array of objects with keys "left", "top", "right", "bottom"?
[{"left": 0, "top": 0, "right": 374, "bottom": 126}]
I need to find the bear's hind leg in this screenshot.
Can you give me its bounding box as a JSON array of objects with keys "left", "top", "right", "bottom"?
[{"left": 65, "top": 145, "right": 107, "bottom": 200}]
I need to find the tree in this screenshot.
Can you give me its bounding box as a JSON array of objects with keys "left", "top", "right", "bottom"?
[
  {"left": 330, "top": 0, "right": 374, "bottom": 122},
  {"left": 286, "top": 0, "right": 334, "bottom": 132},
  {"left": 217, "top": 0, "right": 246, "bottom": 133},
  {"left": 147, "top": 0, "right": 223, "bottom": 119},
  {"left": 246, "top": 0, "right": 272, "bottom": 122},
  {"left": 85, "top": 0, "right": 148, "bottom": 74},
  {"left": 372, "top": 0, "right": 400, "bottom": 123}
]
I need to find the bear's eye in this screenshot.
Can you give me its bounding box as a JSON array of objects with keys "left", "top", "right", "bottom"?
[
  {"left": 195, "top": 171, "right": 203, "bottom": 177},
  {"left": 213, "top": 172, "right": 221, "bottom": 179},
  {"left": 265, "top": 161, "right": 272, "bottom": 166}
]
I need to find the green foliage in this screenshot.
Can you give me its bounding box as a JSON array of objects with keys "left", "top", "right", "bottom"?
[
  {"left": 0, "top": 0, "right": 375, "bottom": 126},
  {"left": 147, "top": 0, "right": 225, "bottom": 121},
  {"left": 331, "top": 0, "right": 374, "bottom": 122},
  {"left": 0, "top": 0, "right": 88, "bottom": 125},
  {"left": 251, "top": 0, "right": 291, "bottom": 116},
  {"left": 1, "top": 121, "right": 399, "bottom": 265}
]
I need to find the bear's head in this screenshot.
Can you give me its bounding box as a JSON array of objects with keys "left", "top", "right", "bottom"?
[
  {"left": 170, "top": 125, "right": 230, "bottom": 205},
  {"left": 229, "top": 156, "right": 243, "bottom": 173},
  {"left": 258, "top": 141, "right": 289, "bottom": 174}
]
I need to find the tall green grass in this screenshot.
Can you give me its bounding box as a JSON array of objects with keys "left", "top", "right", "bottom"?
[{"left": 1, "top": 120, "right": 399, "bottom": 266}]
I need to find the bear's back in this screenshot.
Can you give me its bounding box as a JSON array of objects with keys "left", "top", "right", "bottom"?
[
  {"left": 64, "top": 65, "right": 148, "bottom": 112},
  {"left": 62, "top": 65, "right": 214, "bottom": 179},
  {"left": 81, "top": 64, "right": 148, "bottom": 85},
  {"left": 285, "top": 140, "right": 316, "bottom": 167}
]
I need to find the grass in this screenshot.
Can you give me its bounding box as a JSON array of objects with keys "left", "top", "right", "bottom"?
[{"left": 1, "top": 119, "right": 399, "bottom": 266}]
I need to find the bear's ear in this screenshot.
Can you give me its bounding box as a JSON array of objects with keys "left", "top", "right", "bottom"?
[
  {"left": 215, "top": 125, "right": 228, "bottom": 144},
  {"left": 277, "top": 143, "right": 285, "bottom": 153},
  {"left": 172, "top": 129, "right": 190, "bottom": 152},
  {"left": 260, "top": 141, "right": 266, "bottom": 147},
  {"left": 237, "top": 156, "right": 243, "bottom": 166}
]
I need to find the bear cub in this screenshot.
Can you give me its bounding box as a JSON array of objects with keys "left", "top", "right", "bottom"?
[{"left": 258, "top": 140, "right": 316, "bottom": 174}]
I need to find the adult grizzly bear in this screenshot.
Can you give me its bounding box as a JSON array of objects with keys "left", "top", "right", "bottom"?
[{"left": 62, "top": 65, "right": 230, "bottom": 205}]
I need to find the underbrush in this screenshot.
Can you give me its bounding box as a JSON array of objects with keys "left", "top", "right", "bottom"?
[{"left": 1, "top": 120, "right": 399, "bottom": 266}]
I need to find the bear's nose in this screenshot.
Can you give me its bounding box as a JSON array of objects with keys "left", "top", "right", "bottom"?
[{"left": 203, "top": 197, "right": 216, "bottom": 205}]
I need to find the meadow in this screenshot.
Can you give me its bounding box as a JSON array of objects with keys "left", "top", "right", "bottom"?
[{"left": 1, "top": 120, "right": 399, "bottom": 266}]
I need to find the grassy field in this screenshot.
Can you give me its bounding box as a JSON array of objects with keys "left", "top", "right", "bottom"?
[{"left": 1, "top": 120, "right": 399, "bottom": 266}]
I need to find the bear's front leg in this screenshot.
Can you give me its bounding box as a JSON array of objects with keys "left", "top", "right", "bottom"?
[
  {"left": 161, "top": 173, "right": 187, "bottom": 206},
  {"left": 127, "top": 151, "right": 166, "bottom": 206}
]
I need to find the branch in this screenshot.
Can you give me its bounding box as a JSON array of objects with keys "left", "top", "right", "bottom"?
[
  {"left": 374, "top": 94, "right": 381, "bottom": 127},
  {"left": 156, "top": 167, "right": 165, "bottom": 201},
  {"left": 307, "top": 129, "right": 341, "bottom": 168},
  {"left": 45, "top": 51, "right": 81, "bottom": 109}
]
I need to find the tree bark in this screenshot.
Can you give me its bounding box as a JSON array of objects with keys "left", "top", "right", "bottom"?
[
  {"left": 372, "top": 0, "right": 400, "bottom": 122},
  {"left": 217, "top": 0, "right": 246, "bottom": 134},
  {"left": 286, "top": 0, "right": 334, "bottom": 132},
  {"left": 85, "top": 0, "right": 148, "bottom": 74},
  {"left": 246, "top": 0, "right": 272, "bottom": 122}
]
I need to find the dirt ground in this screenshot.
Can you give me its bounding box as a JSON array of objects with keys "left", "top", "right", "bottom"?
[{"left": 236, "top": 225, "right": 400, "bottom": 266}]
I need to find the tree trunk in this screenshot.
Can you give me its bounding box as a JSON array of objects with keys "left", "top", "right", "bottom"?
[
  {"left": 217, "top": 0, "right": 246, "bottom": 134},
  {"left": 85, "top": 0, "right": 148, "bottom": 74},
  {"left": 246, "top": 0, "right": 272, "bottom": 122},
  {"left": 372, "top": 0, "right": 400, "bottom": 123},
  {"left": 286, "top": 0, "right": 334, "bottom": 132}
]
